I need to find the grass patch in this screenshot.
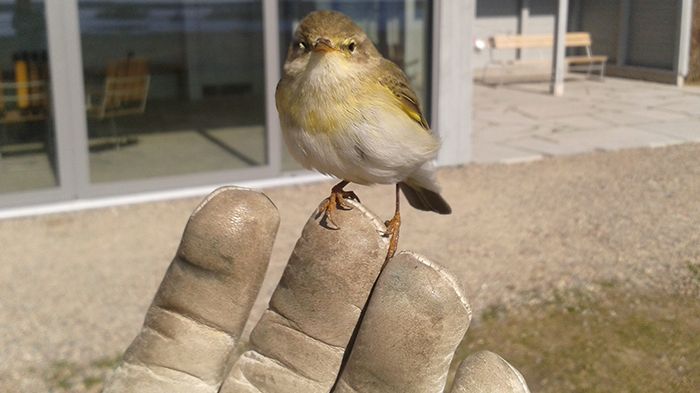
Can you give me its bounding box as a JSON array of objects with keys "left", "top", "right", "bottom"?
[
  {"left": 45, "top": 354, "right": 121, "bottom": 392},
  {"left": 453, "top": 283, "right": 700, "bottom": 392},
  {"left": 46, "top": 360, "right": 79, "bottom": 390}
]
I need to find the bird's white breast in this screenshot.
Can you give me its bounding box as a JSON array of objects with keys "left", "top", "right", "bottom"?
[
  {"left": 281, "top": 104, "right": 438, "bottom": 185},
  {"left": 278, "top": 53, "right": 439, "bottom": 185}
]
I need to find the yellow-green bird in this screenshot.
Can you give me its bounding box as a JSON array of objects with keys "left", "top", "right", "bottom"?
[{"left": 276, "top": 10, "right": 451, "bottom": 258}]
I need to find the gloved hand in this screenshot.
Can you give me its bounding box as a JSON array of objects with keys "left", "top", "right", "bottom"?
[{"left": 102, "top": 187, "right": 529, "bottom": 393}]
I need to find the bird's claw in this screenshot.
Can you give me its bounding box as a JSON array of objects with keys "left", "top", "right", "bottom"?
[
  {"left": 316, "top": 199, "right": 340, "bottom": 230},
  {"left": 317, "top": 186, "right": 360, "bottom": 230},
  {"left": 333, "top": 189, "right": 360, "bottom": 211}
]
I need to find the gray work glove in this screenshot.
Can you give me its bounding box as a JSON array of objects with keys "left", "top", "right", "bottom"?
[{"left": 102, "top": 187, "right": 529, "bottom": 393}]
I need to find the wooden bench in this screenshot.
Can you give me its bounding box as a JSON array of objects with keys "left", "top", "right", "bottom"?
[{"left": 483, "top": 32, "right": 608, "bottom": 84}]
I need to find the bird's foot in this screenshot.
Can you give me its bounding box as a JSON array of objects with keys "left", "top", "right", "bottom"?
[
  {"left": 317, "top": 182, "right": 360, "bottom": 229},
  {"left": 383, "top": 211, "right": 401, "bottom": 261}
]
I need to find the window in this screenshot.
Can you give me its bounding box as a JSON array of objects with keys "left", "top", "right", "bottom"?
[
  {"left": 0, "top": 0, "right": 57, "bottom": 194},
  {"left": 78, "top": 0, "right": 268, "bottom": 183}
]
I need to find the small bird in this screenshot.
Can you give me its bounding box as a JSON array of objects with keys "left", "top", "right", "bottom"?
[{"left": 276, "top": 10, "right": 451, "bottom": 259}]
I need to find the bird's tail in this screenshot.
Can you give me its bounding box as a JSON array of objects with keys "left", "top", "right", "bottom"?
[
  {"left": 399, "top": 165, "right": 451, "bottom": 214},
  {"left": 399, "top": 182, "right": 451, "bottom": 214}
]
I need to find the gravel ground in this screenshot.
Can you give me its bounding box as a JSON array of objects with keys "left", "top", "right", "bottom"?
[{"left": 1, "top": 143, "right": 699, "bottom": 391}]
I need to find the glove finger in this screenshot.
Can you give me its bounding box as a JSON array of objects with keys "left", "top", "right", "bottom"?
[
  {"left": 103, "top": 187, "right": 280, "bottom": 393},
  {"left": 449, "top": 351, "right": 530, "bottom": 393},
  {"left": 222, "top": 199, "right": 388, "bottom": 393},
  {"left": 333, "top": 252, "right": 471, "bottom": 393}
]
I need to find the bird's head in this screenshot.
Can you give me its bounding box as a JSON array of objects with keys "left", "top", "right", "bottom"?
[{"left": 282, "top": 10, "right": 380, "bottom": 82}]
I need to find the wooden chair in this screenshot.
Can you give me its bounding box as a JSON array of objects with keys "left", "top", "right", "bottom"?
[{"left": 86, "top": 57, "right": 150, "bottom": 147}]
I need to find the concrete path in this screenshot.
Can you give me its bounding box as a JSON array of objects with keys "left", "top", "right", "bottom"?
[{"left": 473, "top": 77, "right": 700, "bottom": 163}]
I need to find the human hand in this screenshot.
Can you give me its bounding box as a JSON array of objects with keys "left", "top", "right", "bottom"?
[{"left": 102, "top": 187, "right": 528, "bottom": 393}]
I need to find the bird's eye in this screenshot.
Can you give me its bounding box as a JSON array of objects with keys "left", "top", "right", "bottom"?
[
  {"left": 297, "top": 41, "right": 307, "bottom": 51},
  {"left": 348, "top": 42, "right": 356, "bottom": 53}
]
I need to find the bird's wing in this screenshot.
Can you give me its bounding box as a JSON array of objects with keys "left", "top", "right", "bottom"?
[{"left": 377, "top": 59, "right": 430, "bottom": 131}]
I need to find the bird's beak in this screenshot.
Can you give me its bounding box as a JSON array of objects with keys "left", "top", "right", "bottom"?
[{"left": 313, "top": 37, "right": 335, "bottom": 53}]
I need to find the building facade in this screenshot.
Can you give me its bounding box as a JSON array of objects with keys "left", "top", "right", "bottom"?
[{"left": 473, "top": 0, "right": 695, "bottom": 85}]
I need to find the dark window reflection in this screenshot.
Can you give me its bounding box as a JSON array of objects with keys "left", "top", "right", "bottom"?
[
  {"left": 0, "top": 0, "right": 57, "bottom": 194},
  {"left": 79, "top": 1, "right": 268, "bottom": 183}
]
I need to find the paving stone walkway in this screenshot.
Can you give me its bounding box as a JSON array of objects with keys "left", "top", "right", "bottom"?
[{"left": 473, "top": 77, "right": 700, "bottom": 163}]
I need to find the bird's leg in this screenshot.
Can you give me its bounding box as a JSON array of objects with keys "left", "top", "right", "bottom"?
[
  {"left": 317, "top": 180, "right": 360, "bottom": 229},
  {"left": 383, "top": 184, "right": 401, "bottom": 260}
]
